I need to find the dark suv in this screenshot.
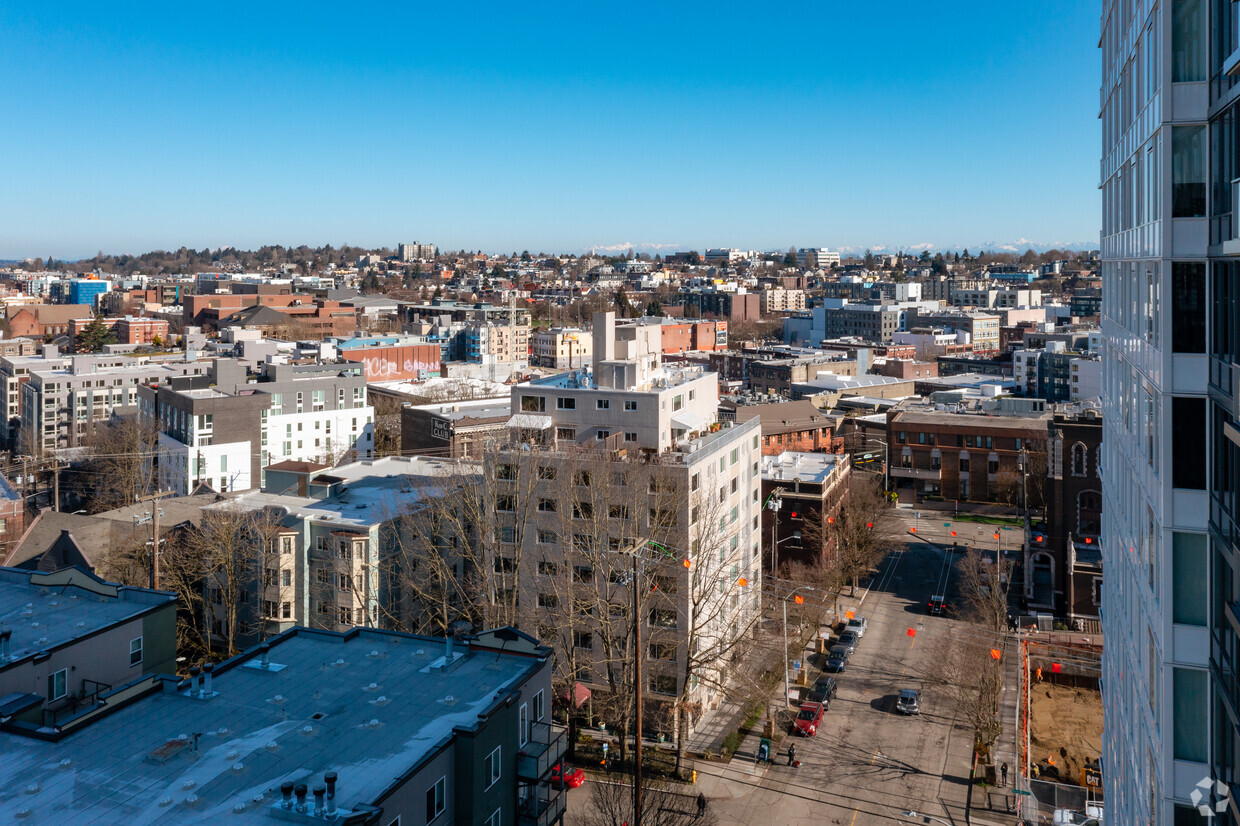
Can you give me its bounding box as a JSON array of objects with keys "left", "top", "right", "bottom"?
[{"left": 805, "top": 676, "right": 839, "bottom": 708}]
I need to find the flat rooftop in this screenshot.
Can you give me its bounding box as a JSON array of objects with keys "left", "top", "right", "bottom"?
[
  {"left": 761, "top": 451, "right": 847, "bottom": 485},
  {"left": 410, "top": 398, "right": 512, "bottom": 423},
  {"left": 0, "top": 567, "right": 174, "bottom": 667},
  {"left": 226, "top": 455, "right": 480, "bottom": 527},
  {"left": 0, "top": 627, "right": 544, "bottom": 824}
]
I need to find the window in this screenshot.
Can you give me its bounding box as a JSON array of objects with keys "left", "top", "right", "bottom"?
[
  {"left": 533, "top": 689, "right": 544, "bottom": 722},
  {"left": 649, "top": 674, "right": 677, "bottom": 694},
  {"left": 497, "top": 463, "right": 516, "bottom": 481},
  {"left": 574, "top": 631, "right": 593, "bottom": 649},
  {"left": 1172, "top": 124, "right": 1206, "bottom": 217},
  {"left": 597, "top": 399, "right": 610, "bottom": 410},
  {"left": 1173, "top": 668, "right": 1208, "bottom": 762},
  {"left": 556, "top": 427, "right": 576, "bottom": 441},
  {"left": 339, "top": 606, "right": 352, "bottom": 625},
  {"left": 959, "top": 456, "right": 970, "bottom": 472},
  {"left": 573, "top": 502, "right": 593, "bottom": 519},
  {"left": 520, "top": 395, "right": 546, "bottom": 412},
  {"left": 496, "top": 495, "right": 516, "bottom": 512},
  {"left": 1172, "top": 532, "right": 1207, "bottom": 626},
  {"left": 537, "top": 466, "right": 556, "bottom": 480},
  {"left": 574, "top": 565, "right": 594, "bottom": 583},
  {"left": 609, "top": 504, "right": 629, "bottom": 519},
  {"left": 624, "top": 400, "right": 638, "bottom": 411},
  {"left": 129, "top": 636, "right": 143, "bottom": 666},
  {"left": 648, "top": 642, "right": 676, "bottom": 660},
  {"left": 494, "top": 556, "right": 515, "bottom": 574},
  {"left": 485, "top": 810, "right": 501, "bottom": 826},
  {"left": 596, "top": 429, "right": 611, "bottom": 440},
  {"left": 1071, "top": 443, "right": 1087, "bottom": 476},
  {"left": 282, "top": 601, "right": 292, "bottom": 619},
  {"left": 538, "top": 593, "right": 558, "bottom": 608},
  {"left": 538, "top": 560, "right": 558, "bottom": 576},
  {"left": 625, "top": 431, "right": 638, "bottom": 442},
  {"left": 1171, "top": 262, "right": 1206, "bottom": 353},
  {"left": 649, "top": 608, "right": 677, "bottom": 628},
  {"left": 987, "top": 459, "right": 999, "bottom": 475},
  {"left": 426, "top": 777, "right": 446, "bottom": 822},
  {"left": 1172, "top": 397, "right": 1206, "bottom": 489},
  {"left": 486, "top": 746, "right": 502, "bottom": 788},
  {"left": 556, "top": 397, "right": 575, "bottom": 410},
  {"left": 1172, "top": 0, "right": 1206, "bottom": 81},
  {"left": 48, "top": 668, "right": 67, "bottom": 701}
]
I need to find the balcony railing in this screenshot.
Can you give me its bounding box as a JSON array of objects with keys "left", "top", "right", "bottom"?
[
  {"left": 517, "top": 721, "right": 567, "bottom": 781},
  {"left": 889, "top": 466, "right": 942, "bottom": 480},
  {"left": 517, "top": 784, "right": 566, "bottom": 826}
]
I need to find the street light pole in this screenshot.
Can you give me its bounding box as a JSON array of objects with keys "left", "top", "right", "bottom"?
[{"left": 782, "top": 597, "right": 790, "bottom": 709}]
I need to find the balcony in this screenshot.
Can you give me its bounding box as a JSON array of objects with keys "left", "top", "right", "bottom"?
[
  {"left": 517, "top": 721, "right": 567, "bottom": 781},
  {"left": 889, "top": 466, "right": 941, "bottom": 481},
  {"left": 517, "top": 784, "right": 566, "bottom": 826}
]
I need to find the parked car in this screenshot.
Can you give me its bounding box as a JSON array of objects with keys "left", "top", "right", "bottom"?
[
  {"left": 928, "top": 595, "right": 946, "bottom": 615},
  {"left": 550, "top": 763, "right": 585, "bottom": 789},
  {"left": 837, "top": 631, "right": 859, "bottom": 653},
  {"left": 805, "top": 675, "right": 839, "bottom": 708},
  {"left": 794, "top": 701, "right": 825, "bottom": 736},
  {"left": 845, "top": 616, "right": 869, "bottom": 638},
  {"left": 826, "top": 646, "right": 849, "bottom": 672},
  {"left": 896, "top": 689, "right": 922, "bottom": 715}
]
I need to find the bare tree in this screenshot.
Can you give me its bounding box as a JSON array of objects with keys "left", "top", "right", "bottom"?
[
  {"left": 78, "top": 416, "right": 160, "bottom": 512},
  {"left": 825, "top": 474, "right": 901, "bottom": 595},
  {"left": 923, "top": 633, "right": 1005, "bottom": 749},
  {"left": 581, "top": 775, "right": 717, "bottom": 826}
]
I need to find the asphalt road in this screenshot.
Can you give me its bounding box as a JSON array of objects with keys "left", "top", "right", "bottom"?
[
  {"left": 563, "top": 514, "right": 994, "bottom": 826},
  {"left": 705, "top": 520, "right": 984, "bottom": 826}
]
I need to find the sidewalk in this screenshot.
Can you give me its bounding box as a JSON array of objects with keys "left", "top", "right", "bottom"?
[{"left": 966, "top": 635, "right": 1022, "bottom": 825}]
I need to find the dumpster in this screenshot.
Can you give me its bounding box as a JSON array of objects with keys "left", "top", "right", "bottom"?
[{"left": 758, "top": 737, "right": 771, "bottom": 763}]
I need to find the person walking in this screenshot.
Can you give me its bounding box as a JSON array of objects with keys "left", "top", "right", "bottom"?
[
  {"left": 1001, "top": 762, "right": 1008, "bottom": 786},
  {"left": 696, "top": 793, "right": 706, "bottom": 819},
  {"left": 787, "top": 743, "right": 797, "bottom": 766}
]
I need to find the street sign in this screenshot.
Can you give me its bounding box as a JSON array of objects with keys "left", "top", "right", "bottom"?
[
  {"left": 1013, "top": 789, "right": 1031, "bottom": 796},
  {"left": 793, "top": 660, "right": 801, "bottom": 670},
  {"left": 943, "top": 523, "right": 951, "bottom": 527}
]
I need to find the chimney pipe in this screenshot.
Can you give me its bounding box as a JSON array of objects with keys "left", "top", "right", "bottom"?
[
  {"left": 280, "top": 782, "right": 295, "bottom": 810},
  {"left": 0, "top": 628, "right": 10, "bottom": 661},
  {"left": 259, "top": 643, "right": 270, "bottom": 669},
  {"left": 324, "top": 772, "right": 337, "bottom": 814},
  {"left": 190, "top": 666, "right": 202, "bottom": 696},
  {"left": 446, "top": 631, "right": 454, "bottom": 661},
  {"left": 294, "top": 784, "right": 308, "bottom": 813},
  {"left": 312, "top": 785, "right": 326, "bottom": 816},
  {"left": 202, "top": 662, "right": 214, "bottom": 696}
]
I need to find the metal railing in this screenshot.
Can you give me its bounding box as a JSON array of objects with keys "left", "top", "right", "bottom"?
[
  {"left": 516, "top": 784, "right": 566, "bottom": 826},
  {"left": 516, "top": 722, "right": 567, "bottom": 781}
]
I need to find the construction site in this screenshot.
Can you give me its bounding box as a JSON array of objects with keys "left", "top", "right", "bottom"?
[{"left": 1016, "top": 628, "right": 1105, "bottom": 823}]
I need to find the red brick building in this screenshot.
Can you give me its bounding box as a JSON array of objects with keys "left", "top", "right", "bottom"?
[
  {"left": 872, "top": 359, "right": 939, "bottom": 380},
  {"left": 6, "top": 304, "right": 94, "bottom": 338},
  {"left": 885, "top": 400, "right": 1050, "bottom": 507},
  {"left": 760, "top": 451, "right": 851, "bottom": 573},
  {"left": 116, "top": 316, "right": 169, "bottom": 345},
  {"left": 658, "top": 320, "right": 727, "bottom": 354},
  {"left": 723, "top": 399, "right": 844, "bottom": 455}
]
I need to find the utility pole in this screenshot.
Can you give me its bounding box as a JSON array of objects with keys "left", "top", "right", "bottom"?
[
  {"left": 782, "top": 597, "right": 790, "bottom": 709},
  {"left": 52, "top": 460, "right": 60, "bottom": 512},
  {"left": 631, "top": 550, "right": 643, "bottom": 826},
  {"left": 135, "top": 490, "right": 173, "bottom": 590}
]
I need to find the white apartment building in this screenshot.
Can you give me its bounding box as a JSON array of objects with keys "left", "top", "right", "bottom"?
[
  {"left": 141, "top": 360, "right": 374, "bottom": 495},
  {"left": 18, "top": 355, "right": 208, "bottom": 456},
  {"left": 397, "top": 242, "right": 436, "bottom": 262},
  {"left": 761, "top": 288, "right": 807, "bottom": 314},
  {"left": 797, "top": 248, "right": 840, "bottom": 269},
  {"left": 1100, "top": 1, "right": 1221, "bottom": 823},
  {"left": 496, "top": 312, "right": 762, "bottom": 730},
  {"left": 529, "top": 327, "right": 592, "bottom": 370},
  {"left": 950, "top": 287, "right": 1042, "bottom": 309}
]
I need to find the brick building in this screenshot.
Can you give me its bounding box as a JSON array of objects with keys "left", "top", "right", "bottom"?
[
  {"left": 116, "top": 315, "right": 169, "bottom": 345},
  {"left": 761, "top": 451, "right": 851, "bottom": 573},
  {"left": 721, "top": 399, "right": 843, "bottom": 455},
  {"left": 6, "top": 305, "right": 94, "bottom": 338},
  {"left": 657, "top": 319, "right": 728, "bottom": 354},
  {"left": 885, "top": 399, "right": 1049, "bottom": 506},
  {"left": 1033, "top": 402, "right": 1102, "bottom": 623},
  {"left": 872, "top": 358, "right": 939, "bottom": 380}
]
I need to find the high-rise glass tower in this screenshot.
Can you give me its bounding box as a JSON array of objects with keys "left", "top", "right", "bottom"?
[{"left": 1101, "top": 0, "right": 1236, "bottom": 822}]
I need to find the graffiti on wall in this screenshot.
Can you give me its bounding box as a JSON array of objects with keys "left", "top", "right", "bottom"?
[{"left": 342, "top": 345, "right": 441, "bottom": 382}]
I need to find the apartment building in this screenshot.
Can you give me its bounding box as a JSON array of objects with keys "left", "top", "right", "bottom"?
[
  {"left": 402, "top": 398, "right": 512, "bottom": 459},
  {"left": 529, "top": 327, "right": 592, "bottom": 369},
  {"left": 761, "top": 288, "right": 807, "bottom": 314},
  {"left": 494, "top": 312, "right": 762, "bottom": 732},
  {"left": 0, "top": 352, "right": 67, "bottom": 448},
  {"left": 19, "top": 355, "right": 208, "bottom": 455},
  {"left": 0, "top": 625, "right": 565, "bottom": 826},
  {"left": 760, "top": 451, "right": 850, "bottom": 572},
  {"left": 1013, "top": 345, "right": 1104, "bottom": 403},
  {"left": 465, "top": 321, "right": 531, "bottom": 366},
  {"left": 950, "top": 287, "right": 1042, "bottom": 309},
  {"left": 1099, "top": 2, "right": 1220, "bottom": 822},
  {"left": 720, "top": 398, "right": 843, "bottom": 455},
  {"left": 797, "top": 247, "right": 840, "bottom": 269},
  {"left": 885, "top": 399, "right": 1049, "bottom": 506},
  {"left": 906, "top": 308, "right": 1002, "bottom": 352},
  {"left": 0, "top": 566, "right": 176, "bottom": 728},
  {"left": 140, "top": 359, "right": 374, "bottom": 495},
  {"left": 397, "top": 241, "right": 437, "bottom": 261}
]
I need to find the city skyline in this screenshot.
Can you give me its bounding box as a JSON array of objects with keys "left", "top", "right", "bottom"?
[{"left": 1, "top": 1, "right": 1099, "bottom": 259}]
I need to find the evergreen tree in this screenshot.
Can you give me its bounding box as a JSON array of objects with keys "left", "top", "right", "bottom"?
[
  {"left": 74, "top": 316, "right": 117, "bottom": 353},
  {"left": 645, "top": 298, "right": 663, "bottom": 317}
]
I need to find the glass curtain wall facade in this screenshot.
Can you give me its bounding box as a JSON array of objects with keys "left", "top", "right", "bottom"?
[{"left": 1101, "top": 0, "right": 1224, "bottom": 822}]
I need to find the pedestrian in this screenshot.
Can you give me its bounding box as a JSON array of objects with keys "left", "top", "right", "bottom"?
[
  {"left": 787, "top": 743, "right": 796, "bottom": 766},
  {"left": 696, "top": 793, "right": 706, "bottom": 819},
  {"left": 1001, "top": 762, "right": 1008, "bottom": 786}
]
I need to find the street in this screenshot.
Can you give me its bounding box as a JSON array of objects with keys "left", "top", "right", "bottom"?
[{"left": 567, "top": 512, "right": 1000, "bottom": 825}]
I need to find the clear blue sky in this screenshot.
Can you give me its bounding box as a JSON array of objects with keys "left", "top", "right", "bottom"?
[{"left": 0, "top": 1, "right": 1100, "bottom": 259}]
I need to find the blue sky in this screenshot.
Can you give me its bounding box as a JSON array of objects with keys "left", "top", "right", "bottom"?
[{"left": 0, "top": 1, "right": 1100, "bottom": 259}]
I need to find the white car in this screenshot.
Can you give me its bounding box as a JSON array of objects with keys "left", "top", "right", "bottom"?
[{"left": 845, "top": 617, "right": 868, "bottom": 638}]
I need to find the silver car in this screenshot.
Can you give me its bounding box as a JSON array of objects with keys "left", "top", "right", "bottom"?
[{"left": 896, "top": 689, "right": 921, "bottom": 715}]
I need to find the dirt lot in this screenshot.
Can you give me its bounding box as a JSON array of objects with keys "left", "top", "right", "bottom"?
[{"left": 1029, "top": 681, "right": 1103, "bottom": 786}]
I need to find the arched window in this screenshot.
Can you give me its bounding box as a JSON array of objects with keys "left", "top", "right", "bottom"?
[
  {"left": 1071, "top": 442, "right": 1087, "bottom": 477},
  {"left": 1078, "top": 490, "right": 1101, "bottom": 534}
]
